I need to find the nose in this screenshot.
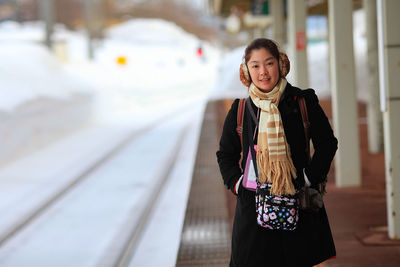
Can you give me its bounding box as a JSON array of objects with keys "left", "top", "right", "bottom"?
[{"left": 260, "top": 65, "right": 268, "bottom": 76}]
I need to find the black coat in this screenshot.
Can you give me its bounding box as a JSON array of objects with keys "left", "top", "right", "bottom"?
[{"left": 216, "top": 83, "right": 338, "bottom": 267}]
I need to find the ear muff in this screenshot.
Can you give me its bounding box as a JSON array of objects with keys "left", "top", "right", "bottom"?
[
  {"left": 239, "top": 62, "right": 251, "bottom": 87},
  {"left": 279, "top": 52, "right": 290, "bottom": 77}
]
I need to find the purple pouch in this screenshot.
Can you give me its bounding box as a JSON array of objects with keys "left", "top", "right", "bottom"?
[{"left": 243, "top": 145, "right": 258, "bottom": 191}]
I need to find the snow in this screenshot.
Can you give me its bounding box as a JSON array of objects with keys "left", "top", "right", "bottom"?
[
  {"left": 0, "top": 113, "right": 190, "bottom": 267},
  {"left": 0, "top": 42, "right": 92, "bottom": 113},
  {"left": 0, "top": 123, "right": 137, "bottom": 234},
  {"left": 0, "top": 21, "right": 91, "bottom": 112},
  {"left": 61, "top": 18, "right": 219, "bottom": 122},
  {"left": 107, "top": 18, "right": 196, "bottom": 46},
  {"left": 128, "top": 103, "right": 205, "bottom": 267},
  {"left": 0, "top": 21, "right": 96, "bottom": 166},
  {"left": 0, "top": 18, "right": 218, "bottom": 118},
  {"left": 0, "top": 21, "right": 70, "bottom": 43},
  {"left": 208, "top": 45, "right": 249, "bottom": 100}
]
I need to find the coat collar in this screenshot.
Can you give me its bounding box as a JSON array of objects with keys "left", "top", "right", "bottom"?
[{"left": 281, "top": 82, "right": 303, "bottom": 101}]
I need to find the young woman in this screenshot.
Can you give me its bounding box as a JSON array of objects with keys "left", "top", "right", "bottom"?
[{"left": 216, "top": 38, "right": 337, "bottom": 267}]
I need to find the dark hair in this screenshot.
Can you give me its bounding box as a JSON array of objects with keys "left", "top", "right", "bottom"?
[{"left": 243, "top": 38, "right": 280, "bottom": 64}]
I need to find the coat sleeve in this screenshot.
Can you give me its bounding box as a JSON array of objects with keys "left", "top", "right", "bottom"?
[
  {"left": 304, "top": 90, "right": 338, "bottom": 185},
  {"left": 216, "top": 99, "right": 243, "bottom": 193}
]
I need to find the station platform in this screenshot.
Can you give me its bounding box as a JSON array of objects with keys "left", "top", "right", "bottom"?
[{"left": 175, "top": 99, "right": 400, "bottom": 267}]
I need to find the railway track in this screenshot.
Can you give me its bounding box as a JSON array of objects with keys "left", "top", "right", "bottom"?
[{"left": 0, "top": 103, "right": 203, "bottom": 267}]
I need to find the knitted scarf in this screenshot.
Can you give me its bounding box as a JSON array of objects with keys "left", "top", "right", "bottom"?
[{"left": 249, "top": 78, "right": 297, "bottom": 195}]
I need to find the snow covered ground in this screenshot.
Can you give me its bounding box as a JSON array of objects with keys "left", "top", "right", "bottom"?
[
  {"left": 0, "top": 33, "right": 94, "bottom": 166},
  {"left": 0, "top": 22, "right": 94, "bottom": 112},
  {"left": 0, "top": 106, "right": 203, "bottom": 267}
]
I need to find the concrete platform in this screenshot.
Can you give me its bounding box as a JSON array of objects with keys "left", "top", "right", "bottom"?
[{"left": 176, "top": 101, "right": 231, "bottom": 267}]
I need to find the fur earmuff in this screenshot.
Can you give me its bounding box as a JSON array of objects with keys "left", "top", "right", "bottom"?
[
  {"left": 279, "top": 52, "right": 290, "bottom": 77},
  {"left": 239, "top": 62, "right": 251, "bottom": 87}
]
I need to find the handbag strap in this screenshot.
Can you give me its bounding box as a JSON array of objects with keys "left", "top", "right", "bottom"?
[
  {"left": 236, "top": 98, "right": 246, "bottom": 148},
  {"left": 297, "top": 95, "right": 327, "bottom": 194},
  {"left": 236, "top": 98, "right": 246, "bottom": 171},
  {"left": 247, "top": 109, "right": 259, "bottom": 179},
  {"left": 246, "top": 98, "right": 259, "bottom": 127}
]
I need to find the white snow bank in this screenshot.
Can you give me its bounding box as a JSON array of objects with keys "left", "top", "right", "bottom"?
[
  {"left": 0, "top": 22, "right": 95, "bottom": 166},
  {"left": 100, "top": 18, "right": 219, "bottom": 89},
  {"left": 0, "top": 21, "right": 70, "bottom": 43},
  {"left": 0, "top": 42, "right": 93, "bottom": 112},
  {"left": 106, "top": 18, "right": 197, "bottom": 46}
]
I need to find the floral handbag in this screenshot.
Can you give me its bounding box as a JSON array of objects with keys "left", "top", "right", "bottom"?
[{"left": 255, "top": 183, "right": 299, "bottom": 230}]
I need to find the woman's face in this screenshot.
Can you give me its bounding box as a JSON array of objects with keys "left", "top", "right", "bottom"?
[{"left": 247, "top": 48, "right": 280, "bottom": 92}]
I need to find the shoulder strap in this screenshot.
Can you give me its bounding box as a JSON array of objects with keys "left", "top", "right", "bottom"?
[
  {"left": 236, "top": 98, "right": 246, "bottom": 171},
  {"left": 236, "top": 98, "right": 246, "bottom": 148},
  {"left": 245, "top": 97, "right": 259, "bottom": 127},
  {"left": 298, "top": 94, "right": 327, "bottom": 193},
  {"left": 297, "top": 96, "right": 311, "bottom": 164},
  {"left": 246, "top": 109, "right": 259, "bottom": 179}
]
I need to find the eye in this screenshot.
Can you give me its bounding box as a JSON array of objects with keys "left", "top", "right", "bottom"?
[
  {"left": 266, "top": 62, "right": 274, "bottom": 66},
  {"left": 251, "top": 65, "right": 259, "bottom": 69}
]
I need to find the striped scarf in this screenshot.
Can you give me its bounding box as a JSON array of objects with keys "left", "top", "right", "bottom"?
[{"left": 249, "top": 78, "right": 297, "bottom": 195}]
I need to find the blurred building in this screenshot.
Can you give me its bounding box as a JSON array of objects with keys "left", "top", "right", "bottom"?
[
  {"left": 0, "top": 0, "right": 116, "bottom": 29},
  {"left": 209, "top": 0, "right": 363, "bottom": 16}
]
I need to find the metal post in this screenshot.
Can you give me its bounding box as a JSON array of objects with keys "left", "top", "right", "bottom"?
[
  {"left": 377, "top": 0, "right": 400, "bottom": 239},
  {"left": 328, "top": 0, "right": 361, "bottom": 187},
  {"left": 12, "top": 0, "right": 21, "bottom": 23},
  {"left": 97, "top": 0, "right": 105, "bottom": 39},
  {"left": 287, "top": 0, "right": 309, "bottom": 89},
  {"left": 39, "top": 0, "right": 54, "bottom": 49}
]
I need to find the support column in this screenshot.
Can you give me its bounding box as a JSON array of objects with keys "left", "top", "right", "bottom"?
[
  {"left": 271, "top": 0, "right": 285, "bottom": 47},
  {"left": 377, "top": 0, "right": 400, "bottom": 239},
  {"left": 288, "top": 0, "right": 309, "bottom": 89},
  {"left": 365, "top": 0, "right": 383, "bottom": 153},
  {"left": 329, "top": 0, "right": 361, "bottom": 187}
]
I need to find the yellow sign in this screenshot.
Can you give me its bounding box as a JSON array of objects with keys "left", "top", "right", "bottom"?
[{"left": 116, "top": 56, "right": 127, "bottom": 65}]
